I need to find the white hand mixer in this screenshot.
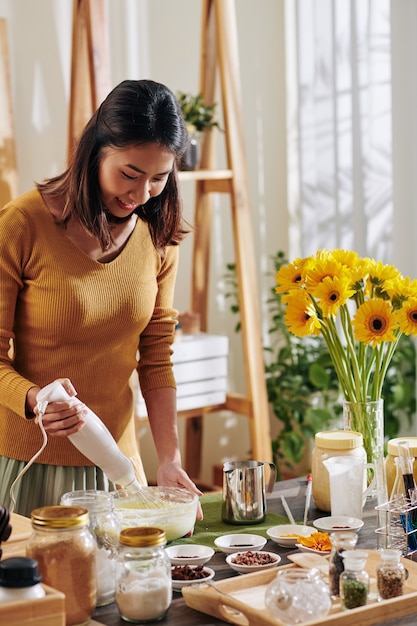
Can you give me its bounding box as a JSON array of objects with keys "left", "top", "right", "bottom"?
[{"left": 36, "top": 380, "right": 142, "bottom": 492}]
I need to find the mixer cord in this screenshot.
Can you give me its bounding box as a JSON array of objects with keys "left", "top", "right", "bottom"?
[{"left": 8, "top": 400, "right": 48, "bottom": 514}]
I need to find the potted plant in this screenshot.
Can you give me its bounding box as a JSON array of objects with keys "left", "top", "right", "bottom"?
[
  {"left": 176, "top": 91, "right": 221, "bottom": 170},
  {"left": 225, "top": 251, "right": 416, "bottom": 479}
]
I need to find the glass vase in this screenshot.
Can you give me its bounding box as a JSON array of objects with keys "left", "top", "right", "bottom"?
[{"left": 343, "top": 399, "right": 387, "bottom": 505}]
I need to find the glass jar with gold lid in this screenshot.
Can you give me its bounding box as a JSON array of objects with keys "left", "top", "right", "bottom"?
[
  {"left": 311, "top": 430, "right": 367, "bottom": 512},
  {"left": 26, "top": 505, "right": 97, "bottom": 626},
  {"left": 115, "top": 527, "right": 172, "bottom": 623}
]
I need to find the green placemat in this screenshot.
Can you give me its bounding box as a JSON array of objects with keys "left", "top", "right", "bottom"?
[{"left": 170, "top": 492, "right": 289, "bottom": 549}]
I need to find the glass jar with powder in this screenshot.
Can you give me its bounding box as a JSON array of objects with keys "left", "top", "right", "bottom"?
[
  {"left": 26, "top": 505, "right": 97, "bottom": 626},
  {"left": 115, "top": 527, "right": 172, "bottom": 623}
]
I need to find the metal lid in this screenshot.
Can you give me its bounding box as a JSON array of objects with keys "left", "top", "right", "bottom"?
[
  {"left": 315, "top": 430, "right": 364, "bottom": 449},
  {"left": 0, "top": 557, "right": 42, "bottom": 588},
  {"left": 119, "top": 527, "right": 167, "bottom": 547},
  {"left": 30, "top": 505, "right": 89, "bottom": 528},
  {"left": 387, "top": 437, "right": 417, "bottom": 457}
]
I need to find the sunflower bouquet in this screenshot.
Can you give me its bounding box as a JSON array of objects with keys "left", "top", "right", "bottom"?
[{"left": 275, "top": 249, "right": 417, "bottom": 463}]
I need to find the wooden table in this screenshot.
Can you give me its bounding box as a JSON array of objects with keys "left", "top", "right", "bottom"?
[{"left": 92, "top": 477, "right": 416, "bottom": 626}]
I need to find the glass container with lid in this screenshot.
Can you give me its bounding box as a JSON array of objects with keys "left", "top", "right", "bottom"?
[
  {"left": 312, "top": 430, "right": 367, "bottom": 512},
  {"left": 340, "top": 550, "right": 369, "bottom": 610},
  {"left": 265, "top": 567, "right": 331, "bottom": 624},
  {"left": 376, "top": 549, "right": 406, "bottom": 600},
  {"left": 61, "top": 489, "right": 120, "bottom": 606},
  {"left": 26, "top": 505, "right": 97, "bottom": 626},
  {"left": 115, "top": 526, "right": 172, "bottom": 623},
  {"left": 328, "top": 531, "right": 358, "bottom": 598}
]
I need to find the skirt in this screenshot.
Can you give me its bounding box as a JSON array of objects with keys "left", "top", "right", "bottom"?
[{"left": 0, "top": 456, "right": 115, "bottom": 517}]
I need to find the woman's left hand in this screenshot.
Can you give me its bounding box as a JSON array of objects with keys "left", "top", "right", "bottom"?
[{"left": 156, "top": 461, "right": 204, "bottom": 521}]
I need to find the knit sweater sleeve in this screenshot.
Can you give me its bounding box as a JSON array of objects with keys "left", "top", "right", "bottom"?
[
  {"left": 0, "top": 200, "right": 38, "bottom": 418},
  {"left": 137, "top": 243, "right": 179, "bottom": 393}
]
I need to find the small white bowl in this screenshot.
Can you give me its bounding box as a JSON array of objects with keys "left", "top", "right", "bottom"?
[
  {"left": 171, "top": 565, "right": 215, "bottom": 591},
  {"left": 313, "top": 516, "right": 364, "bottom": 534},
  {"left": 165, "top": 544, "right": 214, "bottom": 566},
  {"left": 266, "top": 524, "right": 315, "bottom": 547},
  {"left": 214, "top": 533, "right": 267, "bottom": 554},
  {"left": 226, "top": 551, "right": 281, "bottom": 574},
  {"left": 295, "top": 543, "right": 331, "bottom": 555}
]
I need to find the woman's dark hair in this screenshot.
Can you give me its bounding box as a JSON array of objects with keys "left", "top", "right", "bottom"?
[{"left": 37, "top": 79, "right": 189, "bottom": 251}]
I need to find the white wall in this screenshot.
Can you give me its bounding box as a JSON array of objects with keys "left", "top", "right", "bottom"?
[{"left": 0, "top": 0, "right": 288, "bottom": 484}]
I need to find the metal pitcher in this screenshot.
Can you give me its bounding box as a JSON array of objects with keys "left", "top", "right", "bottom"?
[{"left": 221, "top": 460, "right": 277, "bottom": 524}]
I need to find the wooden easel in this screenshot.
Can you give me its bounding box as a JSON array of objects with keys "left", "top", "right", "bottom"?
[{"left": 0, "top": 19, "right": 18, "bottom": 207}]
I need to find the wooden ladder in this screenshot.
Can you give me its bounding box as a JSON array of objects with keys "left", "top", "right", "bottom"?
[{"left": 179, "top": 0, "right": 272, "bottom": 478}]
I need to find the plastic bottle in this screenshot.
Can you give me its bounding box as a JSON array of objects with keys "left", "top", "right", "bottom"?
[
  {"left": 0, "top": 557, "right": 46, "bottom": 603},
  {"left": 311, "top": 430, "right": 367, "bottom": 512},
  {"left": 36, "top": 380, "right": 141, "bottom": 491}
]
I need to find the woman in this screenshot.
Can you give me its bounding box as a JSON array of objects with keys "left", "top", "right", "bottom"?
[{"left": 0, "top": 79, "right": 203, "bottom": 517}]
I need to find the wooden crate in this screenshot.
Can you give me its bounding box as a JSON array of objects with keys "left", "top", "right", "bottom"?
[
  {"left": 182, "top": 550, "right": 417, "bottom": 626},
  {"left": 1, "top": 514, "right": 65, "bottom": 625},
  {"left": 0, "top": 584, "right": 65, "bottom": 626},
  {"left": 2, "top": 512, "right": 32, "bottom": 558}
]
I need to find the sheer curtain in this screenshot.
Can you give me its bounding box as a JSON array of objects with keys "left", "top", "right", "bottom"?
[{"left": 286, "top": 0, "right": 393, "bottom": 262}]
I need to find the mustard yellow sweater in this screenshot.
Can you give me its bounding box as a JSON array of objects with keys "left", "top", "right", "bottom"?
[{"left": 0, "top": 189, "right": 178, "bottom": 465}]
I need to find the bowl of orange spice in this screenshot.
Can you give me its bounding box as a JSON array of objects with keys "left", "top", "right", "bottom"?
[
  {"left": 267, "top": 524, "right": 315, "bottom": 548},
  {"left": 295, "top": 531, "right": 332, "bottom": 554}
]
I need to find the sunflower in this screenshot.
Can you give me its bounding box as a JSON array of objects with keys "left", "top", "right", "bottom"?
[
  {"left": 396, "top": 298, "right": 417, "bottom": 336},
  {"left": 303, "top": 254, "right": 347, "bottom": 292},
  {"left": 313, "top": 275, "right": 356, "bottom": 317},
  {"left": 352, "top": 299, "right": 398, "bottom": 347},
  {"left": 283, "top": 290, "right": 321, "bottom": 337},
  {"left": 275, "top": 260, "right": 304, "bottom": 294}
]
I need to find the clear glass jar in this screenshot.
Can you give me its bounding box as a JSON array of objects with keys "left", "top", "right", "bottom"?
[
  {"left": 265, "top": 568, "right": 331, "bottom": 624},
  {"left": 339, "top": 550, "right": 369, "bottom": 610},
  {"left": 115, "top": 527, "right": 172, "bottom": 623},
  {"left": 61, "top": 489, "right": 121, "bottom": 606},
  {"left": 26, "top": 505, "right": 97, "bottom": 626},
  {"left": 311, "top": 430, "right": 367, "bottom": 512},
  {"left": 376, "top": 549, "right": 406, "bottom": 600},
  {"left": 328, "top": 531, "right": 358, "bottom": 597}
]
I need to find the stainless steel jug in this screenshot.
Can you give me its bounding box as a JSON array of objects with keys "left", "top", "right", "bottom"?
[{"left": 221, "top": 460, "right": 277, "bottom": 524}]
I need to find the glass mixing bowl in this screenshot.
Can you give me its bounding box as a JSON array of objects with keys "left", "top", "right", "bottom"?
[{"left": 112, "top": 486, "right": 199, "bottom": 542}]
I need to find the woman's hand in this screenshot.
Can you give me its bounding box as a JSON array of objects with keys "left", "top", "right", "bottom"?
[
  {"left": 157, "top": 461, "right": 204, "bottom": 521},
  {"left": 30, "top": 378, "right": 86, "bottom": 438}
]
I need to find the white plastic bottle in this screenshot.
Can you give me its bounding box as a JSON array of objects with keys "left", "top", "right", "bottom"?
[
  {"left": 36, "top": 380, "right": 141, "bottom": 492},
  {"left": 0, "top": 557, "right": 46, "bottom": 603}
]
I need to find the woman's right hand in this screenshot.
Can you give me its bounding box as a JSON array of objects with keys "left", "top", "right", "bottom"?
[{"left": 28, "top": 378, "right": 86, "bottom": 438}]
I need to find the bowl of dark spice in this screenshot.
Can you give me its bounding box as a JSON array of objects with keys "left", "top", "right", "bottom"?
[
  {"left": 226, "top": 550, "right": 281, "bottom": 574},
  {"left": 171, "top": 564, "right": 215, "bottom": 591},
  {"left": 165, "top": 544, "right": 214, "bottom": 566}
]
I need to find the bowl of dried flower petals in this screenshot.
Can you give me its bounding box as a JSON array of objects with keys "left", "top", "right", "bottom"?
[
  {"left": 226, "top": 550, "right": 281, "bottom": 574},
  {"left": 295, "top": 531, "right": 332, "bottom": 555}
]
